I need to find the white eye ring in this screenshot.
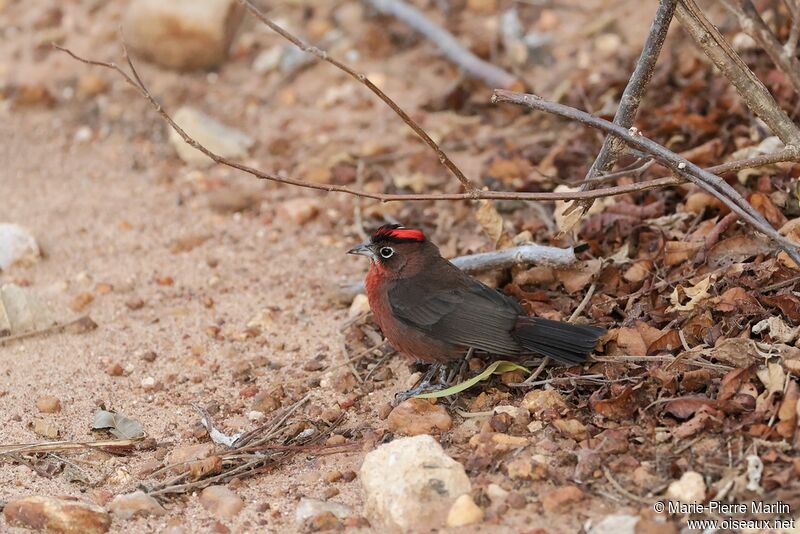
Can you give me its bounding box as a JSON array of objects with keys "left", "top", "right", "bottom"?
[{"left": 379, "top": 246, "right": 394, "bottom": 259}]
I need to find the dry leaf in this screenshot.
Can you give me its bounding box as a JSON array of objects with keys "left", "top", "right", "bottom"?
[
  {"left": 664, "top": 241, "right": 702, "bottom": 266},
  {"left": 591, "top": 385, "right": 637, "bottom": 420},
  {"left": 92, "top": 410, "right": 145, "bottom": 439},
  {"left": 616, "top": 326, "right": 647, "bottom": 356},
  {"left": 0, "top": 283, "right": 56, "bottom": 337},
  {"left": 775, "top": 380, "right": 799, "bottom": 439},
  {"left": 556, "top": 258, "right": 602, "bottom": 294},
  {"left": 668, "top": 276, "right": 713, "bottom": 312},
  {"left": 476, "top": 200, "right": 508, "bottom": 248}
]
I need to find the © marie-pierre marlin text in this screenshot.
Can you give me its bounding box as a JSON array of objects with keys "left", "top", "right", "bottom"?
[{"left": 668, "top": 500, "right": 791, "bottom": 515}]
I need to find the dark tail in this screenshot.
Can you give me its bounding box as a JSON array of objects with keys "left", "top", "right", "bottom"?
[{"left": 512, "top": 318, "right": 605, "bottom": 365}]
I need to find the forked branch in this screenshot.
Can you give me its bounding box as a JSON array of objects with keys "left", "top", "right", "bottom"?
[
  {"left": 492, "top": 89, "right": 800, "bottom": 265},
  {"left": 572, "top": 0, "right": 678, "bottom": 216}
]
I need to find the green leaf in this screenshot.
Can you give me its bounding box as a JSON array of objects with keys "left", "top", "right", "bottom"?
[{"left": 414, "top": 360, "right": 529, "bottom": 399}]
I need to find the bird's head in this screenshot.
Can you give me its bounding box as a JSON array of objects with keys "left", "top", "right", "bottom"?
[{"left": 347, "top": 224, "right": 431, "bottom": 275}]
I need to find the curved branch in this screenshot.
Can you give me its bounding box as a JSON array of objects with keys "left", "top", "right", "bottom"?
[{"left": 492, "top": 89, "right": 800, "bottom": 265}]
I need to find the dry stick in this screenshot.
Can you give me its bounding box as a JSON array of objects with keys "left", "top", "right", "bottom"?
[
  {"left": 721, "top": 0, "right": 800, "bottom": 94},
  {"left": 55, "top": 43, "right": 685, "bottom": 203},
  {"left": 675, "top": 0, "right": 800, "bottom": 145},
  {"left": 785, "top": 0, "right": 800, "bottom": 58},
  {"left": 492, "top": 89, "right": 800, "bottom": 265},
  {"left": 52, "top": 46, "right": 799, "bottom": 204},
  {"left": 239, "top": 0, "right": 478, "bottom": 195},
  {"left": 0, "top": 437, "right": 143, "bottom": 456},
  {"left": 571, "top": 0, "right": 678, "bottom": 216},
  {"left": 363, "top": 0, "right": 519, "bottom": 90}
]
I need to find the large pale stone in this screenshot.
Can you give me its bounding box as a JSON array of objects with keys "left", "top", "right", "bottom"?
[
  {"left": 169, "top": 106, "right": 254, "bottom": 167},
  {"left": 123, "top": 0, "right": 244, "bottom": 70},
  {"left": 0, "top": 223, "right": 39, "bottom": 269},
  {"left": 3, "top": 495, "right": 111, "bottom": 533},
  {"left": 360, "top": 435, "right": 471, "bottom": 532}
]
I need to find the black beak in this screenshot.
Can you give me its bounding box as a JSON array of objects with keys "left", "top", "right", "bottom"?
[{"left": 347, "top": 242, "right": 375, "bottom": 259}]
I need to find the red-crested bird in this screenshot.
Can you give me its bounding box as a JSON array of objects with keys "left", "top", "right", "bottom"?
[{"left": 348, "top": 224, "right": 606, "bottom": 386}]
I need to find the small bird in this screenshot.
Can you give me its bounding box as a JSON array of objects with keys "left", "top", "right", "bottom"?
[{"left": 348, "top": 224, "right": 606, "bottom": 394}]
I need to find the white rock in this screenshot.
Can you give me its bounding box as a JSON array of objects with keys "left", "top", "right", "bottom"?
[
  {"left": 0, "top": 223, "right": 40, "bottom": 270},
  {"left": 360, "top": 434, "right": 471, "bottom": 532},
  {"left": 589, "top": 514, "right": 640, "bottom": 534},
  {"left": 253, "top": 46, "right": 283, "bottom": 74},
  {"left": 123, "top": 0, "right": 244, "bottom": 70},
  {"left": 108, "top": 491, "right": 166, "bottom": 520},
  {"left": 348, "top": 293, "right": 371, "bottom": 319},
  {"left": 666, "top": 471, "right": 706, "bottom": 503},
  {"left": 294, "top": 498, "right": 353, "bottom": 525},
  {"left": 169, "top": 107, "right": 254, "bottom": 167},
  {"left": 485, "top": 483, "right": 509, "bottom": 505},
  {"left": 446, "top": 494, "right": 483, "bottom": 528},
  {"left": 0, "top": 284, "right": 54, "bottom": 336}
]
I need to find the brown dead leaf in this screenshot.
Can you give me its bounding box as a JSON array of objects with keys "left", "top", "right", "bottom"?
[
  {"left": 750, "top": 192, "right": 788, "bottom": 228},
  {"left": 189, "top": 455, "right": 223, "bottom": 480},
  {"left": 759, "top": 294, "right": 800, "bottom": 324},
  {"left": 169, "top": 234, "right": 211, "bottom": 254},
  {"left": 684, "top": 192, "right": 726, "bottom": 214},
  {"left": 556, "top": 258, "right": 602, "bottom": 294},
  {"left": 664, "top": 396, "right": 715, "bottom": 419},
  {"left": 672, "top": 406, "right": 722, "bottom": 439},
  {"left": 616, "top": 326, "right": 647, "bottom": 356},
  {"left": 707, "top": 234, "right": 772, "bottom": 268},
  {"left": 718, "top": 366, "right": 753, "bottom": 401},
  {"left": 714, "top": 287, "right": 762, "bottom": 314},
  {"left": 681, "top": 369, "right": 712, "bottom": 392},
  {"left": 668, "top": 276, "right": 713, "bottom": 312},
  {"left": 476, "top": 200, "right": 508, "bottom": 249},
  {"left": 591, "top": 385, "right": 637, "bottom": 420},
  {"left": 647, "top": 329, "right": 682, "bottom": 355},
  {"left": 665, "top": 241, "right": 702, "bottom": 267},
  {"left": 709, "top": 337, "right": 761, "bottom": 367},
  {"left": 622, "top": 260, "right": 652, "bottom": 283},
  {"left": 776, "top": 380, "right": 799, "bottom": 439}
]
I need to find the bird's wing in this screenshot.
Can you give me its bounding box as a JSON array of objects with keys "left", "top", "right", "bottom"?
[{"left": 388, "top": 266, "right": 523, "bottom": 356}]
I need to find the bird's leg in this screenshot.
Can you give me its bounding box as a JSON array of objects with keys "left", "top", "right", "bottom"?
[
  {"left": 447, "top": 347, "right": 474, "bottom": 384},
  {"left": 394, "top": 363, "right": 446, "bottom": 405}
]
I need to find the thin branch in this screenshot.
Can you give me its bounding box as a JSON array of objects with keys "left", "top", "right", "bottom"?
[
  {"left": 492, "top": 89, "right": 800, "bottom": 265},
  {"left": 0, "top": 437, "right": 143, "bottom": 456},
  {"left": 55, "top": 45, "right": 683, "bottom": 204},
  {"left": 721, "top": 0, "right": 800, "bottom": 94},
  {"left": 55, "top": 41, "right": 800, "bottom": 209},
  {"left": 571, "top": 0, "right": 678, "bottom": 215},
  {"left": 675, "top": 0, "right": 800, "bottom": 145},
  {"left": 363, "top": 0, "right": 519, "bottom": 90},
  {"left": 239, "top": 0, "right": 478, "bottom": 194},
  {"left": 785, "top": 3, "right": 800, "bottom": 58}
]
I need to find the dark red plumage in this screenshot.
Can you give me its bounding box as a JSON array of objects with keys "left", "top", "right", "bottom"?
[{"left": 349, "top": 224, "right": 605, "bottom": 365}]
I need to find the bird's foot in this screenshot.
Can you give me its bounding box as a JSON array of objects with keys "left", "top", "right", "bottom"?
[{"left": 393, "top": 363, "right": 446, "bottom": 405}]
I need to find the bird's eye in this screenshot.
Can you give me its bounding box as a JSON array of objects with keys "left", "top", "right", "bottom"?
[{"left": 379, "top": 246, "right": 394, "bottom": 259}]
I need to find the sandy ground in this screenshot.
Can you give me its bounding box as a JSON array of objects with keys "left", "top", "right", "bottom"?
[{"left": 0, "top": 0, "right": 663, "bottom": 532}]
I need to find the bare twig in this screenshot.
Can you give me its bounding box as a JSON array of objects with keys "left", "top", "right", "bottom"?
[
  {"left": 240, "top": 0, "right": 478, "bottom": 195},
  {"left": 56, "top": 44, "right": 800, "bottom": 207},
  {"left": 0, "top": 316, "right": 96, "bottom": 346},
  {"left": 363, "top": 0, "right": 519, "bottom": 90},
  {"left": 492, "top": 89, "right": 800, "bottom": 265},
  {"left": 571, "top": 0, "right": 678, "bottom": 216},
  {"left": 721, "top": 0, "right": 800, "bottom": 94},
  {"left": 675, "top": 0, "right": 800, "bottom": 145},
  {"left": 0, "top": 437, "right": 143, "bottom": 456}
]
